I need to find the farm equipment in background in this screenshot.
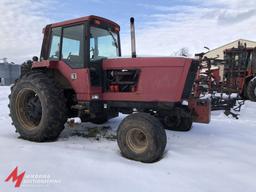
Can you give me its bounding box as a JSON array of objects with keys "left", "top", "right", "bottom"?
[
  {"left": 223, "top": 43, "right": 256, "bottom": 101},
  {"left": 9, "top": 16, "right": 211, "bottom": 163},
  {"left": 195, "top": 42, "right": 256, "bottom": 118}
]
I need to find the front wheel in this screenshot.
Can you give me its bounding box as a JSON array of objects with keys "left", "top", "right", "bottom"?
[{"left": 117, "top": 113, "right": 166, "bottom": 163}]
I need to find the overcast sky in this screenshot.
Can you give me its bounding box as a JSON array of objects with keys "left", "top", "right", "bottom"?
[{"left": 0, "top": 0, "right": 256, "bottom": 63}]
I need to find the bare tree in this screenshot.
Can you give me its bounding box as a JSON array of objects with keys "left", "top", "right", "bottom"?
[
  {"left": 173, "top": 47, "right": 190, "bottom": 57},
  {"left": 1, "top": 58, "right": 8, "bottom": 63}
]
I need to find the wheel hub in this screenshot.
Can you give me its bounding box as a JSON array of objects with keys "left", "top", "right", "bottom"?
[
  {"left": 126, "top": 128, "right": 148, "bottom": 154},
  {"left": 16, "top": 88, "right": 42, "bottom": 130},
  {"left": 25, "top": 95, "right": 42, "bottom": 124}
]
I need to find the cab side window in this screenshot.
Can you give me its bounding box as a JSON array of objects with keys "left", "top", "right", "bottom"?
[
  {"left": 49, "top": 27, "right": 61, "bottom": 60},
  {"left": 61, "top": 25, "right": 84, "bottom": 68}
]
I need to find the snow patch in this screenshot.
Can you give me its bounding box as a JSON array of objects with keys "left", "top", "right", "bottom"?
[{"left": 0, "top": 86, "right": 256, "bottom": 192}]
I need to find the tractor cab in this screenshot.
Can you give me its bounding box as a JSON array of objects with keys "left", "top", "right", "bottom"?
[
  {"left": 33, "top": 16, "right": 124, "bottom": 101},
  {"left": 42, "top": 15, "right": 121, "bottom": 62},
  {"left": 39, "top": 15, "right": 121, "bottom": 88}
]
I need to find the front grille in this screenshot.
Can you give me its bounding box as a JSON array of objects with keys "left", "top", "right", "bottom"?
[{"left": 182, "top": 60, "right": 199, "bottom": 99}]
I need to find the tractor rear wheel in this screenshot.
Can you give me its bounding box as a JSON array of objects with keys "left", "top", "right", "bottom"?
[
  {"left": 247, "top": 77, "right": 256, "bottom": 102},
  {"left": 117, "top": 113, "right": 166, "bottom": 163},
  {"left": 9, "top": 71, "right": 67, "bottom": 142}
]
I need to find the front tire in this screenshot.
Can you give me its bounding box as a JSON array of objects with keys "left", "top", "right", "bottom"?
[
  {"left": 9, "top": 71, "right": 67, "bottom": 142},
  {"left": 117, "top": 113, "right": 166, "bottom": 163},
  {"left": 247, "top": 77, "right": 256, "bottom": 102}
]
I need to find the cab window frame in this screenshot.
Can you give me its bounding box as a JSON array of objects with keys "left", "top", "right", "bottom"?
[
  {"left": 47, "top": 22, "right": 89, "bottom": 69},
  {"left": 48, "top": 27, "right": 62, "bottom": 61},
  {"left": 88, "top": 22, "right": 121, "bottom": 67}
]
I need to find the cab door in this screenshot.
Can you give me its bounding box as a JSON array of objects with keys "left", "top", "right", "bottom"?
[
  {"left": 47, "top": 24, "right": 91, "bottom": 101},
  {"left": 88, "top": 25, "right": 121, "bottom": 99}
]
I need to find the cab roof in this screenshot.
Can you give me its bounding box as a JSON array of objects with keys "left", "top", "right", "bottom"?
[{"left": 50, "top": 15, "right": 120, "bottom": 29}]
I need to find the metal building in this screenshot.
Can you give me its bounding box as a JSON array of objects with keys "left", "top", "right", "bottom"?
[
  {"left": 204, "top": 39, "right": 256, "bottom": 59},
  {"left": 202, "top": 39, "right": 256, "bottom": 81},
  {"left": 0, "top": 59, "right": 20, "bottom": 86}
]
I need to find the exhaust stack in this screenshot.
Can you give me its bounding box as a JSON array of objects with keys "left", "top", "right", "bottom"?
[{"left": 130, "top": 17, "right": 136, "bottom": 58}]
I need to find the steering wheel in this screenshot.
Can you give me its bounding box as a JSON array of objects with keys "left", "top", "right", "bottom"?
[{"left": 67, "top": 52, "right": 72, "bottom": 61}]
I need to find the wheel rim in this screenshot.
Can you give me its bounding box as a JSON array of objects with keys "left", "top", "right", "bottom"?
[
  {"left": 15, "top": 88, "right": 42, "bottom": 130},
  {"left": 126, "top": 128, "right": 148, "bottom": 154}
]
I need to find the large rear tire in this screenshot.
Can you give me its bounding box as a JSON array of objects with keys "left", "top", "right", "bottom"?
[
  {"left": 247, "top": 77, "right": 256, "bottom": 102},
  {"left": 117, "top": 113, "right": 166, "bottom": 163},
  {"left": 9, "top": 71, "right": 67, "bottom": 142}
]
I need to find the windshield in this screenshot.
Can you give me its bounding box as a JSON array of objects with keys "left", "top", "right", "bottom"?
[{"left": 90, "top": 26, "right": 119, "bottom": 61}]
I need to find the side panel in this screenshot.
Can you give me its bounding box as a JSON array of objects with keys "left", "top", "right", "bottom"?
[{"left": 102, "top": 58, "right": 192, "bottom": 102}]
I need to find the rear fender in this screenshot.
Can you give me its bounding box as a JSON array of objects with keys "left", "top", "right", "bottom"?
[{"left": 32, "top": 60, "right": 91, "bottom": 101}]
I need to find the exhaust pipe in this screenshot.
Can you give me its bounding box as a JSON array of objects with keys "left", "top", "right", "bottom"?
[{"left": 130, "top": 17, "right": 136, "bottom": 58}]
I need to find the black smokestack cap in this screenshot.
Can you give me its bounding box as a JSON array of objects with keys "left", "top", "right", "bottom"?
[
  {"left": 130, "top": 17, "right": 135, "bottom": 23},
  {"left": 130, "top": 17, "right": 136, "bottom": 58}
]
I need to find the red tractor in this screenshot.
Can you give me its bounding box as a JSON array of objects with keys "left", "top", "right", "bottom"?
[{"left": 9, "top": 16, "right": 210, "bottom": 162}]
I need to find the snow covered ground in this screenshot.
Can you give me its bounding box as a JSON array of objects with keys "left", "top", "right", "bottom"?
[{"left": 0, "top": 86, "right": 256, "bottom": 192}]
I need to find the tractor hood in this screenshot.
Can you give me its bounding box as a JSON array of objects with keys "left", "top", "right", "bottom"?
[
  {"left": 102, "top": 57, "right": 199, "bottom": 101},
  {"left": 102, "top": 57, "right": 195, "bottom": 69}
]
